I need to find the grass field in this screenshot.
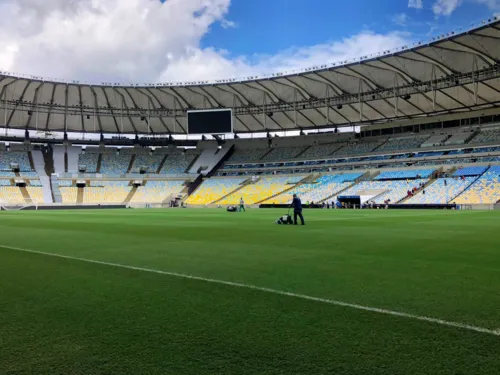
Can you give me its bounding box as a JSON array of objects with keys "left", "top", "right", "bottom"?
[{"left": 1, "top": 208, "right": 500, "bottom": 375}]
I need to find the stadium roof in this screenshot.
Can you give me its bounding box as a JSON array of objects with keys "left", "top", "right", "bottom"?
[{"left": 1, "top": 18, "right": 500, "bottom": 135}]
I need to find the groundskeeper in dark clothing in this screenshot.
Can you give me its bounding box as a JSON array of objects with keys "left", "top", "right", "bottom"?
[{"left": 291, "top": 194, "right": 305, "bottom": 225}]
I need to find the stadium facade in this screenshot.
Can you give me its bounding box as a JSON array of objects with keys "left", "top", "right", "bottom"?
[{"left": 0, "top": 19, "right": 499, "bottom": 210}]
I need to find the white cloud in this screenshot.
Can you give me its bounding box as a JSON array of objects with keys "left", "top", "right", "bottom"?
[
  {"left": 0, "top": 0, "right": 412, "bottom": 83},
  {"left": 474, "top": 0, "right": 500, "bottom": 10},
  {"left": 220, "top": 19, "right": 237, "bottom": 29},
  {"left": 160, "top": 31, "right": 412, "bottom": 81},
  {"left": 391, "top": 13, "right": 409, "bottom": 26},
  {"left": 408, "top": 0, "right": 423, "bottom": 9},
  {"left": 432, "top": 0, "right": 500, "bottom": 16},
  {"left": 432, "top": 0, "right": 462, "bottom": 15}
]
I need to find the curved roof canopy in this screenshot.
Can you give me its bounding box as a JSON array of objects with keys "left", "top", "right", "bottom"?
[{"left": 1, "top": 18, "right": 500, "bottom": 135}]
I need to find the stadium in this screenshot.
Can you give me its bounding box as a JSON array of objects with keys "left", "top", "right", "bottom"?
[{"left": 1, "top": 5, "right": 500, "bottom": 375}]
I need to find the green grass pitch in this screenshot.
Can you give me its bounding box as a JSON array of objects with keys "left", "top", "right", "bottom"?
[{"left": 1, "top": 208, "right": 500, "bottom": 375}]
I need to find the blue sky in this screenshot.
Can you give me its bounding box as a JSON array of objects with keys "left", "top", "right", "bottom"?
[
  {"left": 202, "top": 0, "right": 499, "bottom": 58},
  {"left": 0, "top": 0, "right": 498, "bottom": 83}
]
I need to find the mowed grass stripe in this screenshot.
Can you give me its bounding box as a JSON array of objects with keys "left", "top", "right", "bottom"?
[
  {"left": 0, "top": 209, "right": 499, "bottom": 330},
  {"left": 1, "top": 244, "right": 499, "bottom": 337},
  {"left": 3, "top": 248, "right": 500, "bottom": 375},
  {"left": 1, "top": 209, "right": 500, "bottom": 374}
]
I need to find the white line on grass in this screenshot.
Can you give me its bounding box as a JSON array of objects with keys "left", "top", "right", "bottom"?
[{"left": 1, "top": 244, "right": 499, "bottom": 337}]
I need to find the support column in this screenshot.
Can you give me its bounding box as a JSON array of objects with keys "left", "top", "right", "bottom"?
[{"left": 431, "top": 65, "right": 436, "bottom": 112}]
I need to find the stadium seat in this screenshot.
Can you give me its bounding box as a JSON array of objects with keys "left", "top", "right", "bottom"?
[
  {"left": 100, "top": 154, "right": 132, "bottom": 174},
  {"left": 131, "top": 180, "right": 186, "bottom": 203},
  {"left": 186, "top": 178, "right": 246, "bottom": 205},
  {"left": 265, "top": 174, "right": 360, "bottom": 204},
  {"left": 131, "top": 153, "right": 165, "bottom": 173},
  {"left": 470, "top": 129, "right": 500, "bottom": 144},
  {"left": 159, "top": 153, "right": 197, "bottom": 175},
  {"left": 0, "top": 151, "right": 33, "bottom": 171},
  {"left": 0, "top": 187, "right": 27, "bottom": 204},
  {"left": 377, "top": 135, "right": 429, "bottom": 152},
  {"left": 334, "top": 142, "right": 383, "bottom": 156},
  {"left": 78, "top": 152, "right": 99, "bottom": 173},
  {"left": 455, "top": 166, "right": 500, "bottom": 204},
  {"left": 262, "top": 147, "right": 307, "bottom": 162},
  {"left": 405, "top": 177, "right": 475, "bottom": 204},
  {"left": 375, "top": 169, "right": 434, "bottom": 180},
  {"left": 227, "top": 149, "right": 268, "bottom": 163},
  {"left": 83, "top": 181, "right": 131, "bottom": 204},
  {"left": 299, "top": 144, "right": 342, "bottom": 160},
  {"left": 453, "top": 166, "right": 488, "bottom": 177},
  {"left": 340, "top": 179, "right": 429, "bottom": 204},
  {"left": 219, "top": 176, "right": 303, "bottom": 205}
]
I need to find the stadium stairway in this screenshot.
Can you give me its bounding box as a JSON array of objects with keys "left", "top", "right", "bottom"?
[
  {"left": 256, "top": 175, "right": 312, "bottom": 204},
  {"left": 31, "top": 149, "right": 47, "bottom": 176},
  {"left": 126, "top": 155, "right": 136, "bottom": 173},
  {"left": 156, "top": 155, "right": 169, "bottom": 173},
  {"left": 52, "top": 145, "right": 66, "bottom": 174},
  {"left": 397, "top": 178, "right": 437, "bottom": 203},
  {"left": 39, "top": 176, "right": 53, "bottom": 203},
  {"left": 124, "top": 185, "right": 138, "bottom": 203},
  {"left": 317, "top": 171, "right": 374, "bottom": 203},
  {"left": 77, "top": 187, "right": 84, "bottom": 204},
  {"left": 28, "top": 152, "right": 36, "bottom": 171},
  {"left": 319, "top": 182, "right": 355, "bottom": 203},
  {"left": 212, "top": 177, "right": 257, "bottom": 204},
  {"left": 204, "top": 145, "right": 235, "bottom": 178},
  {"left": 50, "top": 176, "right": 63, "bottom": 203},
  {"left": 259, "top": 148, "right": 274, "bottom": 161},
  {"left": 66, "top": 146, "right": 81, "bottom": 173},
  {"left": 371, "top": 139, "right": 390, "bottom": 152},
  {"left": 185, "top": 154, "right": 200, "bottom": 173},
  {"left": 19, "top": 186, "right": 31, "bottom": 203},
  {"left": 187, "top": 174, "right": 204, "bottom": 196},
  {"left": 294, "top": 147, "right": 310, "bottom": 159},
  {"left": 452, "top": 166, "right": 492, "bottom": 202},
  {"left": 32, "top": 150, "right": 54, "bottom": 203},
  {"left": 96, "top": 153, "right": 103, "bottom": 173}
]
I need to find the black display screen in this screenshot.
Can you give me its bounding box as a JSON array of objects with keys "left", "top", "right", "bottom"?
[{"left": 187, "top": 109, "right": 233, "bottom": 134}]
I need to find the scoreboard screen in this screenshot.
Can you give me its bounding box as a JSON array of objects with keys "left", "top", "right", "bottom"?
[{"left": 187, "top": 109, "right": 233, "bottom": 135}]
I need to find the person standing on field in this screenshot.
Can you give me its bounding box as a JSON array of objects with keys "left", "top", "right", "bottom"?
[
  {"left": 239, "top": 197, "right": 246, "bottom": 212},
  {"left": 291, "top": 194, "right": 305, "bottom": 225}
]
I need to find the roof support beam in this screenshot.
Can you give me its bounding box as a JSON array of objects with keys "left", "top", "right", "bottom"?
[
  {"left": 122, "top": 87, "right": 152, "bottom": 133},
  {"left": 63, "top": 84, "right": 68, "bottom": 133},
  {"left": 25, "top": 82, "right": 43, "bottom": 130},
  {"left": 449, "top": 40, "right": 498, "bottom": 65},
  {"left": 336, "top": 69, "right": 409, "bottom": 118},
  {"left": 135, "top": 88, "right": 170, "bottom": 133},
  {"left": 89, "top": 87, "right": 104, "bottom": 133},
  {"left": 149, "top": 88, "right": 186, "bottom": 133},
  {"left": 197, "top": 86, "right": 224, "bottom": 108},
  {"left": 402, "top": 51, "right": 488, "bottom": 108},
  {"left": 245, "top": 81, "right": 296, "bottom": 127},
  {"left": 113, "top": 89, "right": 138, "bottom": 133},
  {"left": 99, "top": 87, "right": 121, "bottom": 133},
  {"left": 184, "top": 86, "right": 216, "bottom": 109},
  {"left": 232, "top": 94, "right": 251, "bottom": 132},
  {"left": 251, "top": 81, "right": 283, "bottom": 102},
  {"left": 160, "top": 87, "right": 193, "bottom": 109},
  {"left": 6, "top": 80, "right": 33, "bottom": 127},
  {"left": 77, "top": 85, "right": 86, "bottom": 133},
  {"left": 368, "top": 60, "right": 448, "bottom": 113},
  {"left": 44, "top": 84, "right": 57, "bottom": 131},
  {"left": 0, "top": 81, "right": 18, "bottom": 128},
  {"left": 303, "top": 74, "right": 357, "bottom": 123}
]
